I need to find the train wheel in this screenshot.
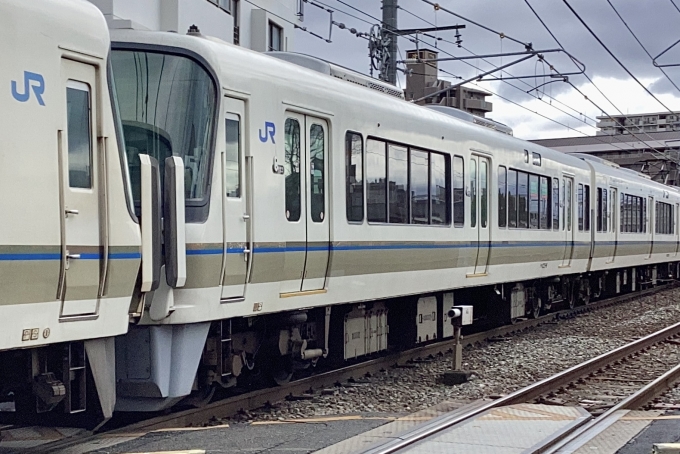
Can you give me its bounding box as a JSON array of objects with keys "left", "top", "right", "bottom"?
[{"left": 271, "top": 356, "right": 294, "bottom": 386}]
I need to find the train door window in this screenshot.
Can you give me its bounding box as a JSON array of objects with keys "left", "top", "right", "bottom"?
[
  {"left": 540, "top": 176, "right": 549, "bottom": 229},
  {"left": 620, "top": 193, "right": 625, "bottom": 232},
  {"left": 596, "top": 188, "right": 603, "bottom": 232},
  {"left": 431, "top": 152, "right": 449, "bottom": 225},
  {"left": 577, "top": 184, "right": 584, "bottom": 231},
  {"left": 284, "top": 118, "right": 301, "bottom": 221},
  {"left": 470, "top": 158, "right": 477, "bottom": 228},
  {"left": 345, "top": 132, "right": 363, "bottom": 222},
  {"left": 603, "top": 189, "right": 608, "bottom": 232},
  {"left": 552, "top": 178, "right": 559, "bottom": 230},
  {"left": 367, "top": 139, "right": 387, "bottom": 223},
  {"left": 508, "top": 169, "right": 517, "bottom": 228},
  {"left": 529, "top": 174, "right": 539, "bottom": 229},
  {"left": 309, "top": 124, "right": 325, "bottom": 222},
  {"left": 410, "top": 149, "right": 429, "bottom": 224},
  {"left": 642, "top": 198, "right": 647, "bottom": 233},
  {"left": 566, "top": 179, "right": 572, "bottom": 231},
  {"left": 480, "top": 159, "right": 488, "bottom": 228},
  {"left": 498, "top": 166, "right": 507, "bottom": 227},
  {"left": 225, "top": 117, "right": 241, "bottom": 198},
  {"left": 388, "top": 144, "right": 408, "bottom": 224},
  {"left": 518, "top": 171, "right": 529, "bottom": 228},
  {"left": 453, "top": 156, "right": 464, "bottom": 226},
  {"left": 66, "top": 82, "right": 93, "bottom": 189}
]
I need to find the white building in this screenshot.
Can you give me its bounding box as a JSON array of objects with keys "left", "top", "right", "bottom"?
[
  {"left": 596, "top": 112, "right": 680, "bottom": 136},
  {"left": 88, "top": 0, "right": 301, "bottom": 52}
]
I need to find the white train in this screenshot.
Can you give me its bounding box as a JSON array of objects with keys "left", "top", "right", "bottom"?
[{"left": 2, "top": 0, "right": 679, "bottom": 422}]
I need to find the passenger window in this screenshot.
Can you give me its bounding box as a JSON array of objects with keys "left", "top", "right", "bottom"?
[
  {"left": 453, "top": 156, "right": 465, "bottom": 226},
  {"left": 430, "top": 152, "right": 449, "bottom": 225},
  {"left": 566, "top": 179, "right": 572, "bottom": 231},
  {"left": 410, "top": 149, "right": 429, "bottom": 224},
  {"left": 603, "top": 189, "right": 608, "bottom": 232},
  {"left": 310, "top": 124, "right": 325, "bottom": 222},
  {"left": 552, "top": 178, "right": 559, "bottom": 230},
  {"left": 540, "top": 176, "right": 549, "bottom": 229},
  {"left": 480, "top": 160, "right": 488, "bottom": 228},
  {"left": 578, "top": 184, "right": 584, "bottom": 231},
  {"left": 498, "top": 166, "right": 507, "bottom": 228},
  {"left": 517, "top": 172, "right": 528, "bottom": 228},
  {"left": 388, "top": 144, "right": 408, "bottom": 224},
  {"left": 508, "top": 169, "right": 517, "bottom": 228},
  {"left": 284, "top": 118, "right": 301, "bottom": 221},
  {"left": 367, "top": 139, "right": 387, "bottom": 223},
  {"left": 345, "top": 132, "right": 364, "bottom": 222},
  {"left": 529, "top": 174, "right": 539, "bottom": 229},
  {"left": 225, "top": 117, "right": 241, "bottom": 198},
  {"left": 470, "top": 158, "right": 477, "bottom": 228},
  {"left": 584, "top": 185, "right": 590, "bottom": 231},
  {"left": 66, "top": 82, "right": 93, "bottom": 189}
]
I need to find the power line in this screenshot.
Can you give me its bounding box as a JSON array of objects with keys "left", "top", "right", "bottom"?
[
  {"left": 606, "top": 0, "right": 680, "bottom": 95},
  {"left": 561, "top": 0, "right": 675, "bottom": 114},
  {"left": 670, "top": 0, "right": 680, "bottom": 14},
  {"left": 241, "top": 0, "right": 330, "bottom": 42}
]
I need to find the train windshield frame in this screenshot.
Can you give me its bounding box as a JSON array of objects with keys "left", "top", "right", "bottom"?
[{"left": 110, "top": 47, "right": 218, "bottom": 222}]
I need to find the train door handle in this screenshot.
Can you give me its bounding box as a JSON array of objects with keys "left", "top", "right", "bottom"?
[
  {"left": 243, "top": 214, "right": 250, "bottom": 221},
  {"left": 65, "top": 209, "right": 79, "bottom": 217},
  {"left": 66, "top": 254, "right": 81, "bottom": 260},
  {"left": 242, "top": 248, "right": 251, "bottom": 262}
]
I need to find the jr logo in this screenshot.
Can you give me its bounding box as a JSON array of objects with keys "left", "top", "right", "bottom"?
[
  {"left": 11, "top": 71, "right": 45, "bottom": 106},
  {"left": 259, "top": 121, "right": 276, "bottom": 144}
]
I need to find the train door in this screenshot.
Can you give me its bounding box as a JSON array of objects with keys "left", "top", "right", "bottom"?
[
  {"left": 561, "top": 176, "right": 574, "bottom": 267},
  {"left": 648, "top": 196, "right": 654, "bottom": 259},
  {"left": 220, "top": 97, "right": 249, "bottom": 300},
  {"left": 58, "top": 59, "right": 102, "bottom": 317},
  {"left": 469, "top": 155, "right": 490, "bottom": 275},
  {"left": 301, "top": 117, "right": 330, "bottom": 291},
  {"left": 280, "top": 113, "right": 329, "bottom": 294}
]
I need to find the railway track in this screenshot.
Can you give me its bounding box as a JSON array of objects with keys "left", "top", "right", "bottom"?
[
  {"left": 8, "top": 282, "right": 675, "bottom": 454},
  {"left": 355, "top": 296, "right": 680, "bottom": 453}
]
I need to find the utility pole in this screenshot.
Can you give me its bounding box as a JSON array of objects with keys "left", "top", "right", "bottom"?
[{"left": 381, "top": 0, "right": 398, "bottom": 84}]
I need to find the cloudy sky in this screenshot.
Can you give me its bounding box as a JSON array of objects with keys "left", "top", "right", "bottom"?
[{"left": 294, "top": 0, "right": 680, "bottom": 140}]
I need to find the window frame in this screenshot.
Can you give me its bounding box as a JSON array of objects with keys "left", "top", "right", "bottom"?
[
  {"left": 268, "top": 21, "right": 283, "bottom": 51},
  {"left": 345, "top": 131, "right": 364, "bottom": 224},
  {"left": 498, "top": 165, "right": 507, "bottom": 228}
]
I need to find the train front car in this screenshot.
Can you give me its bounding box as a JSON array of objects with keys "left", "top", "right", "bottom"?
[{"left": 0, "top": 0, "right": 141, "bottom": 425}]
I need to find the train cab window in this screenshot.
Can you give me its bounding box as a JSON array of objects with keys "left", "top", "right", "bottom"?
[
  {"left": 480, "top": 160, "right": 488, "bottom": 228},
  {"left": 66, "top": 82, "right": 93, "bottom": 189},
  {"left": 430, "top": 152, "right": 449, "bottom": 225},
  {"left": 410, "top": 149, "right": 429, "bottom": 224},
  {"left": 310, "top": 124, "right": 325, "bottom": 222},
  {"left": 540, "top": 176, "right": 549, "bottom": 229},
  {"left": 508, "top": 169, "right": 517, "bottom": 228},
  {"left": 552, "top": 178, "right": 559, "bottom": 230},
  {"left": 284, "top": 118, "right": 301, "bottom": 221},
  {"left": 470, "top": 158, "right": 477, "bottom": 228},
  {"left": 345, "top": 132, "right": 364, "bottom": 222},
  {"left": 529, "top": 174, "right": 539, "bottom": 229},
  {"left": 367, "top": 139, "right": 387, "bottom": 223},
  {"left": 498, "top": 166, "right": 507, "bottom": 228},
  {"left": 517, "top": 172, "right": 529, "bottom": 228},
  {"left": 453, "top": 156, "right": 465, "bottom": 226},
  {"left": 388, "top": 144, "right": 408, "bottom": 224},
  {"left": 225, "top": 117, "right": 241, "bottom": 198}
]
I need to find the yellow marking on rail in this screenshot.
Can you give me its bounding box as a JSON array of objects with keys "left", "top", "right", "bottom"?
[{"left": 279, "top": 289, "right": 328, "bottom": 298}]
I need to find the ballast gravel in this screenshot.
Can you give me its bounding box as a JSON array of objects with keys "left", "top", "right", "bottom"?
[{"left": 231, "top": 287, "right": 680, "bottom": 422}]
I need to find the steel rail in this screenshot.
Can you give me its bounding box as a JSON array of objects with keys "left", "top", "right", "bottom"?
[
  {"left": 29, "top": 283, "right": 675, "bottom": 454},
  {"left": 356, "top": 303, "right": 680, "bottom": 453}
]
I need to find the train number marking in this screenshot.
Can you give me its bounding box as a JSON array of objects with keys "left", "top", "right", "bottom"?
[
  {"left": 21, "top": 328, "right": 40, "bottom": 342},
  {"left": 11, "top": 71, "right": 45, "bottom": 106},
  {"left": 258, "top": 121, "right": 276, "bottom": 144}
]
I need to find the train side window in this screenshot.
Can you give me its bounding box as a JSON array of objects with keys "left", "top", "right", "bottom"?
[
  {"left": 578, "top": 184, "right": 584, "bottom": 231},
  {"left": 603, "top": 189, "right": 608, "bottom": 232},
  {"left": 610, "top": 189, "right": 615, "bottom": 232},
  {"left": 498, "top": 166, "right": 507, "bottom": 228},
  {"left": 529, "top": 174, "right": 539, "bottom": 229},
  {"left": 596, "top": 188, "right": 603, "bottom": 232},
  {"left": 345, "top": 132, "right": 364, "bottom": 222},
  {"left": 66, "top": 82, "right": 93, "bottom": 189},
  {"left": 566, "top": 179, "right": 572, "bottom": 231},
  {"left": 552, "top": 178, "right": 559, "bottom": 230},
  {"left": 310, "top": 124, "right": 325, "bottom": 222},
  {"left": 388, "top": 144, "right": 408, "bottom": 224},
  {"left": 642, "top": 198, "right": 646, "bottom": 233},
  {"left": 480, "top": 159, "right": 488, "bottom": 228},
  {"left": 470, "top": 158, "right": 477, "bottom": 228},
  {"left": 453, "top": 156, "right": 464, "bottom": 226},
  {"left": 584, "top": 185, "right": 590, "bottom": 231},
  {"left": 508, "top": 169, "right": 517, "bottom": 228},
  {"left": 517, "top": 171, "right": 529, "bottom": 228},
  {"left": 539, "top": 176, "right": 549, "bottom": 229},
  {"left": 367, "top": 139, "right": 387, "bottom": 223},
  {"left": 284, "top": 118, "right": 301, "bottom": 221},
  {"left": 225, "top": 117, "right": 241, "bottom": 198},
  {"left": 410, "top": 149, "right": 429, "bottom": 224},
  {"left": 620, "top": 193, "right": 625, "bottom": 232},
  {"left": 430, "top": 152, "right": 449, "bottom": 225}
]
